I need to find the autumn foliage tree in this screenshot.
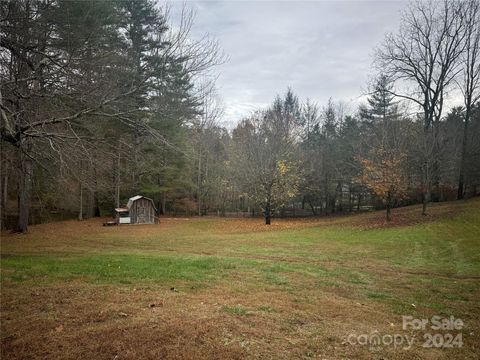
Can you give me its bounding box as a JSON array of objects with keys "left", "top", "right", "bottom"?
[
  {"left": 230, "top": 104, "right": 301, "bottom": 225},
  {"left": 358, "top": 147, "right": 408, "bottom": 221}
]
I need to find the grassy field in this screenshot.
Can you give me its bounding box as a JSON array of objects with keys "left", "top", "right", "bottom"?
[{"left": 1, "top": 199, "right": 480, "bottom": 359}]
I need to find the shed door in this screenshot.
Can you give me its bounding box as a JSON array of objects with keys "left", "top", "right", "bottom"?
[{"left": 137, "top": 205, "right": 147, "bottom": 224}]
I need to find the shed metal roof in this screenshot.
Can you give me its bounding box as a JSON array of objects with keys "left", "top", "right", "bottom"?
[{"left": 126, "top": 195, "right": 157, "bottom": 211}]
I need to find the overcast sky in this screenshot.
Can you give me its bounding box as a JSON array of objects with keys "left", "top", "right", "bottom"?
[{"left": 172, "top": 0, "right": 408, "bottom": 126}]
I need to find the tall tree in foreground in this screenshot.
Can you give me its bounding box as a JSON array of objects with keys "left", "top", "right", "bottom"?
[
  {"left": 457, "top": 0, "right": 480, "bottom": 199},
  {"left": 0, "top": 0, "right": 128, "bottom": 231},
  {"left": 0, "top": 0, "right": 223, "bottom": 232},
  {"left": 376, "top": 0, "right": 466, "bottom": 215}
]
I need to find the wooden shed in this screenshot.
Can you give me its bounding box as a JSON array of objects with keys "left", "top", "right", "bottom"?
[{"left": 115, "top": 195, "right": 157, "bottom": 224}]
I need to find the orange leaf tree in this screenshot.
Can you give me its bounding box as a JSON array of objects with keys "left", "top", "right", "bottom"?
[{"left": 357, "top": 147, "right": 408, "bottom": 221}]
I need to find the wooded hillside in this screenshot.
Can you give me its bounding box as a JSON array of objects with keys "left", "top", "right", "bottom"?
[{"left": 1, "top": 0, "right": 480, "bottom": 231}]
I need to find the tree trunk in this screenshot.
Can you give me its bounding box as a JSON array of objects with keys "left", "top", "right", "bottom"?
[
  {"left": 421, "top": 120, "right": 431, "bottom": 216},
  {"left": 93, "top": 194, "right": 100, "bottom": 217},
  {"left": 265, "top": 213, "right": 271, "bottom": 225},
  {"left": 92, "top": 165, "right": 100, "bottom": 217},
  {"left": 457, "top": 107, "right": 470, "bottom": 200},
  {"left": 336, "top": 181, "right": 343, "bottom": 212},
  {"left": 422, "top": 191, "right": 430, "bottom": 216},
  {"left": 78, "top": 181, "right": 83, "bottom": 221},
  {"left": 115, "top": 144, "right": 121, "bottom": 208},
  {"left": 161, "top": 194, "right": 166, "bottom": 215},
  {"left": 0, "top": 142, "right": 7, "bottom": 230},
  {"left": 1, "top": 172, "right": 7, "bottom": 230},
  {"left": 3, "top": 172, "right": 7, "bottom": 213},
  {"left": 348, "top": 185, "right": 353, "bottom": 213},
  {"left": 17, "top": 142, "right": 32, "bottom": 233},
  {"left": 132, "top": 129, "right": 141, "bottom": 193},
  {"left": 421, "top": 131, "right": 431, "bottom": 216},
  {"left": 386, "top": 194, "right": 392, "bottom": 222},
  {"left": 220, "top": 199, "right": 226, "bottom": 217},
  {"left": 197, "top": 148, "right": 202, "bottom": 217},
  {"left": 264, "top": 204, "right": 271, "bottom": 225},
  {"left": 431, "top": 119, "right": 441, "bottom": 202}
]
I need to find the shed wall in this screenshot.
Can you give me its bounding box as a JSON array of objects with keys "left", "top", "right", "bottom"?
[{"left": 130, "top": 198, "right": 155, "bottom": 224}]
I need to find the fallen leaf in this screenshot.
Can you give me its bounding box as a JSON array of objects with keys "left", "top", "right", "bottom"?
[{"left": 55, "top": 325, "right": 64, "bottom": 332}]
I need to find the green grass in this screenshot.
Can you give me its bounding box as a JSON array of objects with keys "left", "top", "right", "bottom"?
[
  {"left": 1, "top": 199, "right": 480, "bottom": 314},
  {"left": 257, "top": 305, "right": 277, "bottom": 313},
  {"left": 0, "top": 254, "right": 241, "bottom": 284},
  {"left": 2, "top": 199, "right": 480, "bottom": 359},
  {"left": 222, "top": 305, "right": 251, "bottom": 316}
]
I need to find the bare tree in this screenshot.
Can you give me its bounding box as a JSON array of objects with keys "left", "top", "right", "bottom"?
[
  {"left": 192, "top": 89, "right": 224, "bottom": 216},
  {"left": 376, "top": 0, "right": 466, "bottom": 215},
  {"left": 0, "top": 1, "right": 141, "bottom": 231},
  {"left": 230, "top": 107, "right": 301, "bottom": 225},
  {"left": 457, "top": 0, "right": 480, "bottom": 199},
  {"left": 0, "top": 0, "right": 225, "bottom": 232}
]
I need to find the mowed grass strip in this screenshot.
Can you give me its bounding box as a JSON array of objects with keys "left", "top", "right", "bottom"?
[
  {"left": 0, "top": 255, "right": 243, "bottom": 284},
  {"left": 0, "top": 253, "right": 368, "bottom": 290}
]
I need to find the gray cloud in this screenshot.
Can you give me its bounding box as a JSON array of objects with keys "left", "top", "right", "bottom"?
[{"left": 173, "top": 0, "right": 408, "bottom": 125}]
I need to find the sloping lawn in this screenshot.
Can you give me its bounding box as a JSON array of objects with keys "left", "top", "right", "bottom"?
[{"left": 1, "top": 199, "right": 479, "bottom": 359}]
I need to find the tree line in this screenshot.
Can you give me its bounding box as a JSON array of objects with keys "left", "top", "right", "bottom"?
[
  {"left": 1, "top": 0, "right": 223, "bottom": 231},
  {"left": 1, "top": 0, "right": 479, "bottom": 230}
]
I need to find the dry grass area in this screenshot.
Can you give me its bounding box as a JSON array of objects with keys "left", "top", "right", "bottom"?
[{"left": 1, "top": 199, "right": 480, "bottom": 359}]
